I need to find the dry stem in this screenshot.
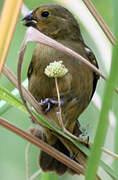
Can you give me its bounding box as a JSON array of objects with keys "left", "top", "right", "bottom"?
[
  {"left": 102, "top": 147, "right": 118, "bottom": 159},
  {"left": 0, "top": 117, "right": 85, "bottom": 175},
  {"left": 3, "top": 64, "right": 51, "bottom": 129},
  {"left": 55, "top": 78, "right": 90, "bottom": 144},
  {"left": 0, "top": 0, "right": 23, "bottom": 74},
  {"left": 82, "top": 0, "right": 115, "bottom": 45},
  {"left": 55, "top": 77, "right": 63, "bottom": 128},
  {"left": 30, "top": 170, "right": 41, "bottom": 180}
]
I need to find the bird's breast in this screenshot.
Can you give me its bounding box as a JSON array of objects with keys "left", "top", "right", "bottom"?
[{"left": 28, "top": 42, "right": 94, "bottom": 110}]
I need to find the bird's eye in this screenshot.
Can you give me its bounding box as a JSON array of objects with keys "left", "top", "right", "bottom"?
[{"left": 41, "top": 11, "right": 49, "bottom": 17}]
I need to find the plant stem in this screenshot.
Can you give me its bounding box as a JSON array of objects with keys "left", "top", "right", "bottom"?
[
  {"left": 0, "top": 117, "right": 85, "bottom": 175},
  {"left": 30, "top": 170, "right": 41, "bottom": 180},
  {"left": 82, "top": 0, "right": 115, "bottom": 45},
  {"left": 55, "top": 77, "right": 63, "bottom": 128},
  {"left": 102, "top": 147, "right": 118, "bottom": 159},
  {"left": 0, "top": 0, "right": 23, "bottom": 74},
  {"left": 54, "top": 77, "right": 88, "bottom": 143},
  {"left": 25, "top": 143, "right": 31, "bottom": 180}
]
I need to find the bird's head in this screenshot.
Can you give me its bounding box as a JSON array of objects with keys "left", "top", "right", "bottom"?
[{"left": 22, "top": 4, "right": 82, "bottom": 40}]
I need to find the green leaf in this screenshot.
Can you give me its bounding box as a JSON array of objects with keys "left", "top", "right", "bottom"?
[
  {"left": 85, "top": 1, "right": 118, "bottom": 180},
  {"left": 0, "top": 85, "right": 27, "bottom": 114},
  {"left": 41, "top": 172, "right": 58, "bottom": 180},
  {"left": 112, "top": 0, "right": 118, "bottom": 174},
  {"left": 0, "top": 79, "right": 28, "bottom": 115}
]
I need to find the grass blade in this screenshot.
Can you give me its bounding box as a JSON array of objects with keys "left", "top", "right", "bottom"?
[
  {"left": 112, "top": 0, "right": 118, "bottom": 174},
  {"left": 85, "top": 0, "right": 118, "bottom": 179},
  {"left": 0, "top": 0, "right": 23, "bottom": 74},
  {"left": 41, "top": 172, "right": 58, "bottom": 180}
]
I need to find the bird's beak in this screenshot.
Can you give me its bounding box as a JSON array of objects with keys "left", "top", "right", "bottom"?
[{"left": 22, "top": 10, "right": 37, "bottom": 28}]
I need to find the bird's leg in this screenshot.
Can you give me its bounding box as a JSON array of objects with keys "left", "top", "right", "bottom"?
[
  {"left": 56, "top": 109, "right": 89, "bottom": 144},
  {"left": 63, "top": 127, "right": 89, "bottom": 144},
  {"left": 56, "top": 111, "right": 88, "bottom": 144},
  {"left": 39, "top": 98, "right": 64, "bottom": 113},
  {"left": 57, "top": 115, "right": 89, "bottom": 144},
  {"left": 69, "top": 151, "right": 78, "bottom": 160},
  {"left": 79, "top": 126, "right": 90, "bottom": 146}
]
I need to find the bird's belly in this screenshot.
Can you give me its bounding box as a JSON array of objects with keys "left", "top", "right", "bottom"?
[
  {"left": 28, "top": 63, "right": 93, "bottom": 111},
  {"left": 28, "top": 59, "right": 94, "bottom": 132}
]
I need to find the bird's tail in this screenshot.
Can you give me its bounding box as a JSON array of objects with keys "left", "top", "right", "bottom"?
[
  {"left": 39, "top": 139, "right": 72, "bottom": 175},
  {"left": 29, "top": 127, "right": 72, "bottom": 175},
  {"left": 29, "top": 126, "right": 101, "bottom": 179}
]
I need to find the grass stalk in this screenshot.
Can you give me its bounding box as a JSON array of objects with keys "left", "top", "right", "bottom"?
[
  {"left": 0, "top": 0, "right": 23, "bottom": 74},
  {"left": 85, "top": 0, "right": 118, "bottom": 179}
]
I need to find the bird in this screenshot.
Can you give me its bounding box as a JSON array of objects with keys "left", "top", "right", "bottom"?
[{"left": 22, "top": 4, "right": 99, "bottom": 176}]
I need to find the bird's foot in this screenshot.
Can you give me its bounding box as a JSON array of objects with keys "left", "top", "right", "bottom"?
[
  {"left": 79, "top": 126, "right": 89, "bottom": 146},
  {"left": 69, "top": 152, "right": 77, "bottom": 160},
  {"left": 39, "top": 98, "right": 64, "bottom": 113},
  {"left": 62, "top": 126, "right": 89, "bottom": 145},
  {"left": 79, "top": 133, "right": 89, "bottom": 146}
]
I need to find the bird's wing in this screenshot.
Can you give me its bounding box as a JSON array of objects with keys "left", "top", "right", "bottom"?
[
  {"left": 84, "top": 46, "right": 99, "bottom": 100},
  {"left": 27, "top": 61, "right": 34, "bottom": 80}
]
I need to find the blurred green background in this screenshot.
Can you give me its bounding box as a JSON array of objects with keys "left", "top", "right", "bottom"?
[{"left": 0, "top": 0, "right": 114, "bottom": 180}]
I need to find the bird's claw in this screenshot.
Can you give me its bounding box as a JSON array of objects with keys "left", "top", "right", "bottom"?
[
  {"left": 79, "top": 128, "right": 89, "bottom": 146},
  {"left": 69, "top": 152, "right": 77, "bottom": 160},
  {"left": 39, "top": 98, "right": 64, "bottom": 113}
]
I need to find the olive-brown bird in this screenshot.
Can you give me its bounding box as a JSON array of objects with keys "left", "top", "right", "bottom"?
[{"left": 22, "top": 4, "right": 99, "bottom": 176}]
